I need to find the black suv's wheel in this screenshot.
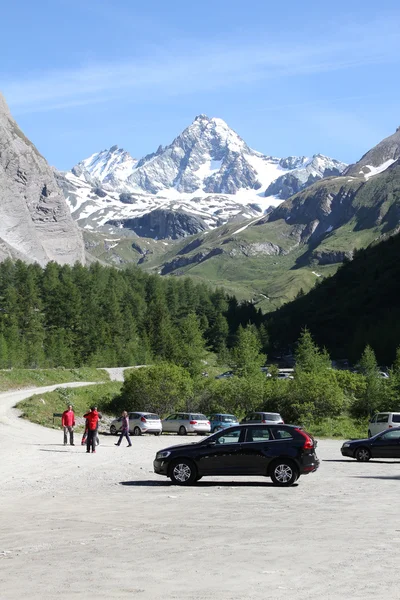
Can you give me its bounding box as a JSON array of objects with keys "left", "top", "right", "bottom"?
[
  {"left": 110, "top": 425, "right": 117, "bottom": 435},
  {"left": 169, "top": 459, "right": 197, "bottom": 485},
  {"left": 133, "top": 426, "right": 141, "bottom": 436},
  {"left": 178, "top": 426, "right": 187, "bottom": 436},
  {"left": 270, "top": 460, "right": 298, "bottom": 486},
  {"left": 355, "top": 447, "right": 371, "bottom": 461}
]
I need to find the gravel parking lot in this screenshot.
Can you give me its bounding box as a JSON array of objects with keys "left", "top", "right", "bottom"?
[{"left": 1, "top": 385, "right": 400, "bottom": 599}]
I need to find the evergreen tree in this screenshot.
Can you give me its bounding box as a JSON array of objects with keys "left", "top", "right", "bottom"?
[
  {"left": 351, "top": 345, "right": 383, "bottom": 417},
  {"left": 295, "top": 328, "right": 331, "bottom": 374},
  {"left": 229, "top": 325, "right": 266, "bottom": 378},
  {"left": 175, "top": 313, "right": 207, "bottom": 378}
]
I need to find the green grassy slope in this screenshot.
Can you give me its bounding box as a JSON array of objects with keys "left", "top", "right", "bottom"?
[{"left": 0, "top": 368, "right": 110, "bottom": 393}]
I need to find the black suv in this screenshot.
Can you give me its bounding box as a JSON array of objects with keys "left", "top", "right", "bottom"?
[{"left": 153, "top": 424, "right": 319, "bottom": 486}]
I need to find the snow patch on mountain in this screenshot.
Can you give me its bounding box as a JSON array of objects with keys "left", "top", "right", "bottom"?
[{"left": 362, "top": 158, "right": 397, "bottom": 180}]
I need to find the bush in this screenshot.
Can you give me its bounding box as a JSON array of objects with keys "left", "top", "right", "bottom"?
[{"left": 112, "top": 363, "right": 193, "bottom": 416}]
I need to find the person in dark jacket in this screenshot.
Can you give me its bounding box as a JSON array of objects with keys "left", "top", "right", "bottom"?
[
  {"left": 61, "top": 404, "right": 75, "bottom": 446},
  {"left": 115, "top": 411, "right": 132, "bottom": 447},
  {"left": 83, "top": 406, "right": 100, "bottom": 453}
]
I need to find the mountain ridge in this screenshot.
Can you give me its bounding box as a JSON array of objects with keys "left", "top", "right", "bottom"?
[{"left": 63, "top": 114, "right": 346, "bottom": 239}]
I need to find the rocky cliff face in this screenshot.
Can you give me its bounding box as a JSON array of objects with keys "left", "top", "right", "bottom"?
[
  {"left": 106, "top": 208, "right": 209, "bottom": 240},
  {"left": 0, "top": 94, "right": 84, "bottom": 265}
]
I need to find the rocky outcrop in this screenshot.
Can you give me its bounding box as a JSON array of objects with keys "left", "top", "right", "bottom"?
[
  {"left": 106, "top": 209, "right": 208, "bottom": 239},
  {"left": 310, "top": 249, "right": 354, "bottom": 265},
  {"left": 0, "top": 94, "right": 84, "bottom": 265},
  {"left": 229, "top": 242, "right": 285, "bottom": 257},
  {"left": 161, "top": 248, "right": 224, "bottom": 274}
]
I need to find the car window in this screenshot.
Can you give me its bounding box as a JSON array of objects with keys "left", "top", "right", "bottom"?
[
  {"left": 263, "top": 413, "right": 281, "bottom": 422},
  {"left": 377, "top": 413, "right": 389, "bottom": 423},
  {"left": 246, "top": 427, "right": 271, "bottom": 442},
  {"left": 272, "top": 428, "right": 293, "bottom": 440},
  {"left": 392, "top": 415, "right": 400, "bottom": 423},
  {"left": 221, "top": 415, "right": 237, "bottom": 423},
  {"left": 380, "top": 430, "right": 400, "bottom": 440},
  {"left": 191, "top": 414, "right": 207, "bottom": 420},
  {"left": 214, "top": 428, "right": 241, "bottom": 444},
  {"left": 129, "top": 413, "right": 139, "bottom": 419},
  {"left": 176, "top": 414, "right": 186, "bottom": 420},
  {"left": 370, "top": 414, "right": 378, "bottom": 423},
  {"left": 165, "top": 414, "right": 176, "bottom": 420},
  {"left": 144, "top": 414, "right": 159, "bottom": 420}
]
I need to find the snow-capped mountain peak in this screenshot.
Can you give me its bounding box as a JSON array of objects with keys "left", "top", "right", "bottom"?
[
  {"left": 73, "top": 145, "right": 138, "bottom": 187},
  {"left": 65, "top": 114, "right": 347, "bottom": 239}
]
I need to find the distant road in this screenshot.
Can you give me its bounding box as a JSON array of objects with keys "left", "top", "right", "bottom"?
[{"left": 99, "top": 365, "right": 147, "bottom": 381}]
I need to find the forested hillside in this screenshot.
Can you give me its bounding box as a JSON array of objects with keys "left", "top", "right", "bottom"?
[
  {"left": 0, "top": 260, "right": 261, "bottom": 368},
  {"left": 267, "top": 232, "right": 400, "bottom": 365}
]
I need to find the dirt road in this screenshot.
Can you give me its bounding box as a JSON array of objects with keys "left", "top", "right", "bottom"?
[{"left": 1, "top": 384, "right": 400, "bottom": 599}]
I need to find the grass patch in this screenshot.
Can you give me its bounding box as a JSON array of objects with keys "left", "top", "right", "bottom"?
[
  {"left": 306, "top": 415, "right": 369, "bottom": 439},
  {"left": 0, "top": 367, "right": 110, "bottom": 393},
  {"left": 17, "top": 382, "right": 121, "bottom": 430}
]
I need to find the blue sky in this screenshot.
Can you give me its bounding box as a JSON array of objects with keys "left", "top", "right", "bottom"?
[{"left": 1, "top": 0, "right": 399, "bottom": 169}]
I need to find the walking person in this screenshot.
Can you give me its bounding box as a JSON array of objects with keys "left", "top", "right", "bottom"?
[
  {"left": 115, "top": 411, "right": 132, "bottom": 447},
  {"left": 61, "top": 404, "right": 75, "bottom": 446},
  {"left": 83, "top": 406, "right": 100, "bottom": 453}
]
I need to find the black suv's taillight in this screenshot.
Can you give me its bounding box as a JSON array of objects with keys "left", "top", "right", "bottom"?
[{"left": 295, "top": 428, "right": 314, "bottom": 449}]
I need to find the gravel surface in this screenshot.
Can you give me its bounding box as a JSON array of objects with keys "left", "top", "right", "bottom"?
[{"left": 1, "top": 384, "right": 400, "bottom": 599}]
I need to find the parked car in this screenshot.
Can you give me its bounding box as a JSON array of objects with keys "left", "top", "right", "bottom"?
[
  {"left": 208, "top": 413, "right": 239, "bottom": 433},
  {"left": 154, "top": 423, "right": 319, "bottom": 486},
  {"left": 110, "top": 412, "right": 162, "bottom": 436},
  {"left": 241, "top": 412, "right": 284, "bottom": 425},
  {"left": 368, "top": 412, "right": 400, "bottom": 437},
  {"left": 378, "top": 371, "right": 389, "bottom": 378},
  {"left": 341, "top": 427, "right": 400, "bottom": 461},
  {"left": 215, "top": 371, "right": 233, "bottom": 379},
  {"left": 162, "top": 413, "right": 211, "bottom": 435}
]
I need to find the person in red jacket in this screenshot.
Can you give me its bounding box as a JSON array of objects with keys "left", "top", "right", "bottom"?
[
  {"left": 61, "top": 404, "right": 75, "bottom": 446},
  {"left": 83, "top": 406, "right": 100, "bottom": 453}
]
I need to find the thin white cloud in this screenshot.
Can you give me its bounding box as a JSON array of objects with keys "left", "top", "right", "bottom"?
[{"left": 3, "top": 15, "right": 400, "bottom": 114}]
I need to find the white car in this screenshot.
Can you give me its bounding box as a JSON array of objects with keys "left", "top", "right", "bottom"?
[
  {"left": 368, "top": 412, "right": 400, "bottom": 437},
  {"left": 162, "top": 413, "right": 211, "bottom": 435},
  {"left": 110, "top": 412, "right": 162, "bottom": 436}
]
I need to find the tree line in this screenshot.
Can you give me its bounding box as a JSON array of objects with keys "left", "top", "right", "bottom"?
[
  {"left": 0, "top": 259, "right": 262, "bottom": 369},
  {"left": 112, "top": 329, "right": 400, "bottom": 435},
  {"left": 265, "top": 231, "right": 400, "bottom": 365}
]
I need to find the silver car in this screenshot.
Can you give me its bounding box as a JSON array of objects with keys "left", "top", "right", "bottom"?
[
  {"left": 110, "top": 412, "right": 162, "bottom": 436},
  {"left": 162, "top": 412, "right": 211, "bottom": 435}
]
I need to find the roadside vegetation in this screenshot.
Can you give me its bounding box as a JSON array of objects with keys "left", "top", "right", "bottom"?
[
  {"left": 0, "top": 367, "right": 109, "bottom": 392},
  {"left": 16, "top": 329, "right": 400, "bottom": 439},
  {"left": 111, "top": 329, "right": 400, "bottom": 439},
  {"left": 17, "top": 381, "right": 120, "bottom": 429}
]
